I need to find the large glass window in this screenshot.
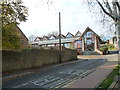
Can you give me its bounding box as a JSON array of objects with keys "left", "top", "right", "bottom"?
[
  {"left": 84, "top": 35, "right": 86, "bottom": 38},
  {"left": 87, "top": 39, "right": 92, "bottom": 44},
  {"left": 84, "top": 31, "right": 95, "bottom": 51},
  {"left": 87, "top": 32, "right": 92, "bottom": 38}
]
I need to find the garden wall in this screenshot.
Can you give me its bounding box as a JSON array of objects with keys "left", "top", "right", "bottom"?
[{"left": 2, "top": 49, "right": 77, "bottom": 72}]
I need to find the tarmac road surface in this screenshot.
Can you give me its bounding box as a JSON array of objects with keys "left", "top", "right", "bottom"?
[{"left": 2, "top": 59, "right": 107, "bottom": 89}]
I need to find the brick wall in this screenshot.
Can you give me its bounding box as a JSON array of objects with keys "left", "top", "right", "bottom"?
[{"left": 14, "top": 25, "right": 28, "bottom": 48}]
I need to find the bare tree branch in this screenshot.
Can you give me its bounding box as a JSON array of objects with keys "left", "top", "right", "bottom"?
[
  {"left": 96, "top": 0, "right": 115, "bottom": 20},
  {"left": 102, "top": 0, "right": 113, "bottom": 14},
  {"left": 114, "top": 0, "right": 120, "bottom": 16},
  {"left": 105, "top": 0, "right": 113, "bottom": 14},
  {"left": 112, "top": 0, "right": 119, "bottom": 21},
  {"left": 116, "top": 0, "right": 120, "bottom": 10}
]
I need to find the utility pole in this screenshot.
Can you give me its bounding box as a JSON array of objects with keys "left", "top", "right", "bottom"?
[{"left": 59, "top": 12, "right": 62, "bottom": 63}]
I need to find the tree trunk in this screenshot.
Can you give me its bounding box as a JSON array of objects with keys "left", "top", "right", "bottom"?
[
  {"left": 115, "top": 20, "right": 120, "bottom": 64},
  {"left": 115, "top": 21, "right": 120, "bottom": 48}
]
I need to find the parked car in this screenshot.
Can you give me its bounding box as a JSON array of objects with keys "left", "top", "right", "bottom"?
[{"left": 109, "top": 50, "right": 119, "bottom": 54}]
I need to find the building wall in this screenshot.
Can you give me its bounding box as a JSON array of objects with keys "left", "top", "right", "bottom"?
[
  {"left": 77, "top": 40, "right": 82, "bottom": 48},
  {"left": 64, "top": 43, "right": 74, "bottom": 49},
  {"left": 83, "top": 31, "right": 95, "bottom": 51},
  {"left": 32, "top": 29, "right": 101, "bottom": 52},
  {"left": 34, "top": 32, "right": 99, "bottom": 51},
  {"left": 74, "top": 40, "right": 82, "bottom": 49},
  {"left": 14, "top": 26, "right": 28, "bottom": 48},
  {"left": 108, "top": 37, "right": 118, "bottom": 49}
]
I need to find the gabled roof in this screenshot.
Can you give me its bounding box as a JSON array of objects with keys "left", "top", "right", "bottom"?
[
  {"left": 60, "top": 34, "right": 65, "bottom": 38},
  {"left": 49, "top": 35, "right": 57, "bottom": 39},
  {"left": 66, "top": 32, "right": 74, "bottom": 38},
  {"left": 80, "top": 27, "right": 100, "bottom": 38},
  {"left": 34, "top": 37, "right": 43, "bottom": 41},
  {"left": 16, "top": 25, "right": 29, "bottom": 41},
  {"left": 75, "top": 31, "right": 82, "bottom": 37},
  {"left": 57, "top": 34, "right": 65, "bottom": 39},
  {"left": 42, "top": 35, "right": 49, "bottom": 40}
]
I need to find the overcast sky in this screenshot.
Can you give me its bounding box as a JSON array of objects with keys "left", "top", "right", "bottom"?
[{"left": 18, "top": 0, "right": 114, "bottom": 39}]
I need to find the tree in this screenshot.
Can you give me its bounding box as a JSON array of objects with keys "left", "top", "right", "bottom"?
[
  {"left": 2, "top": 23, "right": 21, "bottom": 50},
  {"left": 47, "top": 31, "right": 58, "bottom": 37},
  {"left": 100, "top": 34, "right": 107, "bottom": 41},
  {"left": 1, "top": 0, "right": 28, "bottom": 25},
  {"left": 86, "top": 0, "right": 120, "bottom": 64},
  {"left": 1, "top": 0, "right": 28, "bottom": 50},
  {"left": 87, "top": 0, "right": 120, "bottom": 54},
  {"left": 28, "top": 35, "right": 36, "bottom": 43},
  {"left": 93, "top": 0, "right": 120, "bottom": 59}
]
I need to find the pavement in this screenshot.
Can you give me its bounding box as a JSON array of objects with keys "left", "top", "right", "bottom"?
[
  {"left": 64, "top": 54, "right": 118, "bottom": 88},
  {"left": 2, "top": 54, "right": 119, "bottom": 89}
]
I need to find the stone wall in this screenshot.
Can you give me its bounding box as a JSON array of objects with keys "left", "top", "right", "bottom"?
[{"left": 2, "top": 49, "right": 77, "bottom": 72}]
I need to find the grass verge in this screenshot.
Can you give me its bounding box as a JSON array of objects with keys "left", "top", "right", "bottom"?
[{"left": 96, "top": 65, "right": 119, "bottom": 89}]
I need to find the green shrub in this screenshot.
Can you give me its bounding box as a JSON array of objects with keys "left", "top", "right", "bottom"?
[
  {"left": 100, "top": 46, "right": 108, "bottom": 52},
  {"left": 100, "top": 44, "right": 116, "bottom": 51},
  {"left": 2, "top": 23, "right": 21, "bottom": 50},
  {"left": 107, "top": 44, "right": 115, "bottom": 49},
  {"left": 21, "top": 48, "right": 31, "bottom": 52}
]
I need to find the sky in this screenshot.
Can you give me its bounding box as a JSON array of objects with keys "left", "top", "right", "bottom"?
[{"left": 18, "top": 0, "right": 114, "bottom": 39}]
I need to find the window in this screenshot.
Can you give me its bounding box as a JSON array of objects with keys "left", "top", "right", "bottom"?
[
  {"left": 87, "top": 39, "right": 92, "bottom": 44},
  {"left": 74, "top": 42, "right": 77, "bottom": 48},
  {"left": 87, "top": 32, "right": 92, "bottom": 38},
  {"left": 84, "top": 35, "right": 86, "bottom": 38},
  {"left": 66, "top": 33, "right": 73, "bottom": 38},
  {"left": 77, "top": 40, "right": 81, "bottom": 44}
]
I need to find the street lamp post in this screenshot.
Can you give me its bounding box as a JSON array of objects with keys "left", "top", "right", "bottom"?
[{"left": 59, "top": 12, "right": 62, "bottom": 63}]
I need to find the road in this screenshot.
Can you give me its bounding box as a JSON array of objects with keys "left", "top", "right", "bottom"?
[{"left": 2, "top": 59, "right": 107, "bottom": 89}]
